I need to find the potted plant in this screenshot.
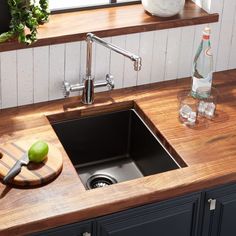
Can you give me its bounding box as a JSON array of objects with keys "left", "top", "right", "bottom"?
[{"left": 0, "top": 0, "right": 49, "bottom": 44}]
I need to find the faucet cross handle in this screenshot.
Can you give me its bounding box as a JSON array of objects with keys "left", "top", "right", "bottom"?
[
  {"left": 106, "top": 74, "right": 115, "bottom": 90},
  {"left": 63, "top": 81, "right": 71, "bottom": 98}
]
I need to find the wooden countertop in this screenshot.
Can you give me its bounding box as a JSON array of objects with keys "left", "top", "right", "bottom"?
[{"left": 0, "top": 69, "right": 236, "bottom": 235}]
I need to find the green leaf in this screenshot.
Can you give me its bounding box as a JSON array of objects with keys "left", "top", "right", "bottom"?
[{"left": 0, "top": 31, "right": 14, "bottom": 43}]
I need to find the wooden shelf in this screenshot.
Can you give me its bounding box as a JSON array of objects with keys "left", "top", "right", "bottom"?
[{"left": 0, "top": 1, "right": 218, "bottom": 52}]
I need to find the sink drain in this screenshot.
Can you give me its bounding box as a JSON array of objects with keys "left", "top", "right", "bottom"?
[{"left": 86, "top": 174, "right": 117, "bottom": 189}]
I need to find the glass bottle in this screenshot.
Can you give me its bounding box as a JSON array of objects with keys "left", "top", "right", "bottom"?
[{"left": 191, "top": 26, "right": 213, "bottom": 98}]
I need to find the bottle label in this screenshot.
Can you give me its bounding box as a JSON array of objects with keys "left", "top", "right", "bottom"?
[
  {"left": 203, "top": 34, "right": 210, "bottom": 40},
  {"left": 192, "top": 73, "right": 212, "bottom": 93}
]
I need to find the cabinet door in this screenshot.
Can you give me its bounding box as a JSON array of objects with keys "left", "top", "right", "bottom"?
[
  {"left": 202, "top": 183, "right": 236, "bottom": 236},
  {"left": 30, "top": 221, "right": 92, "bottom": 236},
  {"left": 96, "top": 193, "right": 201, "bottom": 236}
]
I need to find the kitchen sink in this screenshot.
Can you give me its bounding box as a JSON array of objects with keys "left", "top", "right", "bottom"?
[{"left": 51, "top": 109, "right": 181, "bottom": 190}]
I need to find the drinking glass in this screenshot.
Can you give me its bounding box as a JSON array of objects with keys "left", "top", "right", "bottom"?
[
  {"left": 178, "top": 91, "right": 198, "bottom": 127},
  {"left": 196, "top": 87, "right": 218, "bottom": 119}
]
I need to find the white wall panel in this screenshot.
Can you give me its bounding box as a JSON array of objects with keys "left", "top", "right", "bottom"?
[
  {"left": 178, "top": 26, "right": 195, "bottom": 78},
  {"left": 94, "top": 37, "right": 111, "bottom": 92},
  {"left": 229, "top": 13, "right": 236, "bottom": 69},
  {"left": 49, "top": 44, "right": 65, "bottom": 100},
  {"left": 17, "top": 49, "right": 33, "bottom": 106},
  {"left": 151, "top": 30, "right": 168, "bottom": 83},
  {"left": 137, "top": 31, "right": 154, "bottom": 85},
  {"left": 0, "top": 51, "right": 17, "bottom": 108},
  {"left": 33, "top": 46, "right": 49, "bottom": 103},
  {"left": 65, "top": 42, "right": 81, "bottom": 83},
  {"left": 210, "top": 22, "right": 221, "bottom": 71},
  {"left": 123, "top": 33, "right": 140, "bottom": 87},
  {"left": 215, "top": 0, "right": 236, "bottom": 71},
  {"left": 165, "top": 28, "right": 182, "bottom": 81},
  {"left": 209, "top": 1, "right": 224, "bottom": 71},
  {"left": 2, "top": 0, "right": 236, "bottom": 109},
  {"left": 94, "top": 37, "right": 111, "bottom": 80},
  {"left": 65, "top": 42, "right": 81, "bottom": 97},
  {"left": 110, "top": 35, "right": 126, "bottom": 89},
  {"left": 79, "top": 40, "right": 87, "bottom": 83}
]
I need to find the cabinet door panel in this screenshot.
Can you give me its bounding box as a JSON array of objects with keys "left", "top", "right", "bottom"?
[
  {"left": 202, "top": 184, "right": 236, "bottom": 236},
  {"left": 96, "top": 194, "right": 201, "bottom": 236},
  {"left": 219, "top": 199, "right": 236, "bottom": 236},
  {"left": 30, "top": 221, "right": 92, "bottom": 236}
]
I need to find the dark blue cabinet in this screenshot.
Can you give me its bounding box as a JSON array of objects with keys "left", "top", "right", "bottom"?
[
  {"left": 95, "top": 193, "right": 201, "bottom": 236},
  {"left": 31, "top": 183, "right": 236, "bottom": 236},
  {"left": 201, "top": 183, "right": 236, "bottom": 236}
]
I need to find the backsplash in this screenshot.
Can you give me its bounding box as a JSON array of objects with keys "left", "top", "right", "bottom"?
[{"left": 0, "top": 0, "right": 235, "bottom": 109}]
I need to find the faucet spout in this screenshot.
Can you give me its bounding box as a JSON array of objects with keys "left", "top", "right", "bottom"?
[{"left": 87, "top": 33, "right": 142, "bottom": 71}]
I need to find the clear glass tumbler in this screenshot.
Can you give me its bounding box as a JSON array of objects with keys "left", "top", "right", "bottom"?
[
  {"left": 196, "top": 87, "right": 218, "bottom": 119},
  {"left": 178, "top": 92, "right": 198, "bottom": 127}
]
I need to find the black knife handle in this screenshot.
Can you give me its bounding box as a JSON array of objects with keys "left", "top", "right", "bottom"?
[{"left": 3, "top": 161, "right": 22, "bottom": 184}]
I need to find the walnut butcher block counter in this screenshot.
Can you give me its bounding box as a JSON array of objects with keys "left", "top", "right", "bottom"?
[{"left": 0, "top": 70, "right": 236, "bottom": 235}]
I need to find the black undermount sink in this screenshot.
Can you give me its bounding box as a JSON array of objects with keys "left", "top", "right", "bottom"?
[{"left": 51, "top": 109, "right": 181, "bottom": 190}]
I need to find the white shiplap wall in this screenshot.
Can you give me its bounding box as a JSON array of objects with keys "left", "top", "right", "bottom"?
[{"left": 0, "top": 0, "right": 235, "bottom": 109}]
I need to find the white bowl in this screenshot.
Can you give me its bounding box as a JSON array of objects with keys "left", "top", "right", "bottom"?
[{"left": 142, "top": 0, "right": 185, "bottom": 17}]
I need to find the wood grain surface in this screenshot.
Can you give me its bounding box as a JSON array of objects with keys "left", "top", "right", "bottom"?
[
  {"left": 0, "top": 70, "right": 235, "bottom": 235},
  {"left": 0, "top": 1, "right": 219, "bottom": 52},
  {"left": 0, "top": 139, "right": 63, "bottom": 186}
]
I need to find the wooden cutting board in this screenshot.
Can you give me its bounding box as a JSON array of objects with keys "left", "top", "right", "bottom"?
[{"left": 0, "top": 139, "right": 63, "bottom": 187}]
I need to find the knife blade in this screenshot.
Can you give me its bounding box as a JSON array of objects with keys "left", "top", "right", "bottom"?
[{"left": 3, "top": 153, "right": 29, "bottom": 184}]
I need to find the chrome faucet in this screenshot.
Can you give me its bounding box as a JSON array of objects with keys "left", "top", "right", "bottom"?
[{"left": 63, "top": 33, "right": 142, "bottom": 104}]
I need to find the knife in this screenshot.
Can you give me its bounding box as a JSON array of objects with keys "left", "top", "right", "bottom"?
[{"left": 3, "top": 153, "right": 29, "bottom": 184}]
